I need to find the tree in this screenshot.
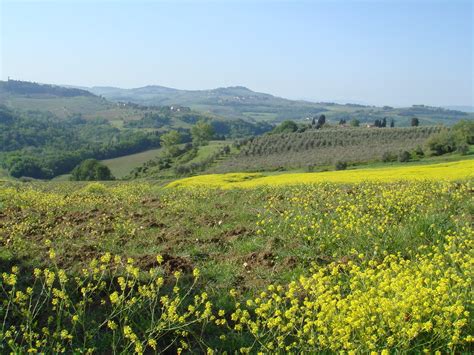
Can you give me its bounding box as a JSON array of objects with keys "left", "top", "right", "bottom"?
[
  {"left": 191, "top": 120, "right": 214, "bottom": 146},
  {"left": 271, "top": 120, "right": 298, "bottom": 134},
  {"left": 390, "top": 119, "right": 395, "bottom": 128},
  {"left": 9, "top": 158, "right": 51, "bottom": 179},
  {"left": 398, "top": 150, "right": 411, "bottom": 162},
  {"left": 350, "top": 119, "right": 360, "bottom": 127},
  {"left": 160, "top": 130, "right": 182, "bottom": 157},
  {"left": 425, "top": 123, "right": 472, "bottom": 156},
  {"left": 70, "top": 159, "right": 114, "bottom": 181},
  {"left": 411, "top": 117, "right": 419, "bottom": 127},
  {"left": 381, "top": 117, "right": 387, "bottom": 128},
  {"left": 311, "top": 114, "right": 326, "bottom": 129},
  {"left": 452, "top": 119, "right": 474, "bottom": 144},
  {"left": 335, "top": 161, "right": 348, "bottom": 170},
  {"left": 381, "top": 151, "right": 396, "bottom": 162}
]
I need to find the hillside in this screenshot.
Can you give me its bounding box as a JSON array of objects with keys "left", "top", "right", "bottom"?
[
  {"left": 0, "top": 81, "right": 273, "bottom": 179},
  {"left": 170, "top": 158, "right": 474, "bottom": 188},
  {"left": 0, "top": 80, "right": 271, "bottom": 135},
  {"left": 211, "top": 126, "right": 441, "bottom": 173},
  {"left": 1, "top": 174, "right": 472, "bottom": 352},
  {"left": 83, "top": 84, "right": 474, "bottom": 126}
]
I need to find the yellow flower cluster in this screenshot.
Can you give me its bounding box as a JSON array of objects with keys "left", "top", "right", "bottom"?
[
  {"left": 167, "top": 159, "right": 474, "bottom": 188},
  {"left": 230, "top": 227, "right": 473, "bottom": 352},
  {"left": 0, "top": 252, "right": 215, "bottom": 354},
  {"left": 256, "top": 181, "right": 469, "bottom": 257},
  {"left": 1, "top": 177, "right": 472, "bottom": 353}
]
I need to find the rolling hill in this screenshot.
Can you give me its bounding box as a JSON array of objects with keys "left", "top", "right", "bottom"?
[
  {"left": 81, "top": 84, "right": 474, "bottom": 126},
  {"left": 0, "top": 80, "right": 273, "bottom": 179}
]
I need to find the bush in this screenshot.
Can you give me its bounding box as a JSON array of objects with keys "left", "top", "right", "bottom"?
[
  {"left": 413, "top": 145, "right": 424, "bottom": 157},
  {"left": 381, "top": 151, "right": 397, "bottom": 162},
  {"left": 452, "top": 119, "right": 474, "bottom": 144},
  {"left": 335, "top": 161, "right": 348, "bottom": 170},
  {"left": 457, "top": 143, "right": 469, "bottom": 155},
  {"left": 426, "top": 129, "right": 457, "bottom": 156},
  {"left": 398, "top": 150, "right": 411, "bottom": 162},
  {"left": 350, "top": 119, "right": 360, "bottom": 127},
  {"left": 70, "top": 159, "right": 114, "bottom": 181},
  {"left": 270, "top": 120, "right": 298, "bottom": 134}
]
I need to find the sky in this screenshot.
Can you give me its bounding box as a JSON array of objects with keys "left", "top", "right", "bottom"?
[{"left": 0, "top": 0, "right": 472, "bottom": 107}]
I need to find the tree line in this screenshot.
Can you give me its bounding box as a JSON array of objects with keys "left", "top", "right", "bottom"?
[{"left": 0, "top": 106, "right": 162, "bottom": 179}]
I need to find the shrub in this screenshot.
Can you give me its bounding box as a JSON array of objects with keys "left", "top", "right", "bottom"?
[
  {"left": 381, "top": 151, "right": 397, "bottom": 162},
  {"left": 426, "top": 129, "right": 457, "bottom": 156},
  {"left": 160, "top": 130, "right": 182, "bottom": 157},
  {"left": 452, "top": 119, "right": 474, "bottom": 144},
  {"left": 350, "top": 119, "right": 360, "bottom": 127},
  {"left": 457, "top": 143, "right": 469, "bottom": 155},
  {"left": 413, "top": 145, "right": 424, "bottom": 157},
  {"left": 70, "top": 159, "right": 114, "bottom": 181},
  {"left": 191, "top": 120, "right": 214, "bottom": 146},
  {"left": 335, "top": 161, "right": 348, "bottom": 170},
  {"left": 398, "top": 150, "right": 411, "bottom": 162},
  {"left": 271, "top": 120, "right": 299, "bottom": 134}
]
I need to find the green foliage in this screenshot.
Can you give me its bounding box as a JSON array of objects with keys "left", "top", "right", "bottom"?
[
  {"left": 216, "top": 127, "right": 441, "bottom": 172},
  {"left": 210, "top": 119, "right": 273, "bottom": 138},
  {"left": 0, "top": 79, "right": 94, "bottom": 97},
  {"left": 452, "top": 119, "right": 474, "bottom": 144},
  {"left": 70, "top": 159, "right": 114, "bottom": 181},
  {"left": 191, "top": 120, "right": 214, "bottom": 146},
  {"left": 160, "top": 130, "right": 182, "bottom": 157},
  {"left": 124, "top": 112, "right": 171, "bottom": 128},
  {"left": 350, "top": 119, "right": 360, "bottom": 127},
  {"left": 425, "top": 121, "right": 473, "bottom": 156},
  {"left": 381, "top": 151, "right": 397, "bottom": 162},
  {"left": 0, "top": 181, "right": 472, "bottom": 352},
  {"left": 398, "top": 150, "right": 411, "bottom": 162},
  {"left": 8, "top": 158, "right": 51, "bottom": 179},
  {"left": 335, "top": 161, "right": 348, "bottom": 170},
  {"left": 411, "top": 117, "right": 420, "bottom": 127},
  {"left": 270, "top": 120, "right": 298, "bottom": 134},
  {"left": 312, "top": 114, "right": 326, "bottom": 129},
  {"left": 0, "top": 106, "right": 161, "bottom": 178}
]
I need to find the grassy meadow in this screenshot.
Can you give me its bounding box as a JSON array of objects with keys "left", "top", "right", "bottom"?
[
  {"left": 1, "top": 158, "right": 473, "bottom": 352},
  {"left": 101, "top": 148, "right": 164, "bottom": 178}
]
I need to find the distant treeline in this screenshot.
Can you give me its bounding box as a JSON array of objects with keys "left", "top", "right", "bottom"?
[
  {"left": 0, "top": 103, "right": 273, "bottom": 179},
  {"left": 124, "top": 110, "right": 274, "bottom": 138},
  {"left": 0, "top": 80, "right": 94, "bottom": 97},
  {"left": 0, "top": 106, "right": 163, "bottom": 179}
]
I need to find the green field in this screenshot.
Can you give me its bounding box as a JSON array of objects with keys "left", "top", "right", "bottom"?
[
  {"left": 1, "top": 80, "right": 473, "bottom": 353},
  {"left": 0, "top": 162, "right": 472, "bottom": 352},
  {"left": 101, "top": 148, "right": 163, "bottom": 178}
]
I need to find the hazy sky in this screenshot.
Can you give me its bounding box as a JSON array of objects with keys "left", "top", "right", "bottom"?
[{"left": 1, "top": 0, "right": 472, "bottom": 106}]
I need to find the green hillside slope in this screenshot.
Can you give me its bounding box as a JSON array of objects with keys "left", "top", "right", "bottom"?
[{"left": 84, "top": 84, "right": 474, "bottom": 125}]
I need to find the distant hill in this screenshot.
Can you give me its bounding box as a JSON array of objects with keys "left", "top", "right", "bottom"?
[
  {"left": 443, "top": 105, "right": 474, "bottom": 113},
  {"left": 0, "top": 80, "right": 114, "bottom": 119},
  {"left": 0, "top": 79, "right": 94, "bottom": 97},
  {"left": 81, "top": 84, "right": 474, "bottom": 126},
  {"left": 83, "top": 85, "right": 327, "bottom": 122},
  {"left": 1, "top": 80, "right": 472, "bottom": 127}
]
